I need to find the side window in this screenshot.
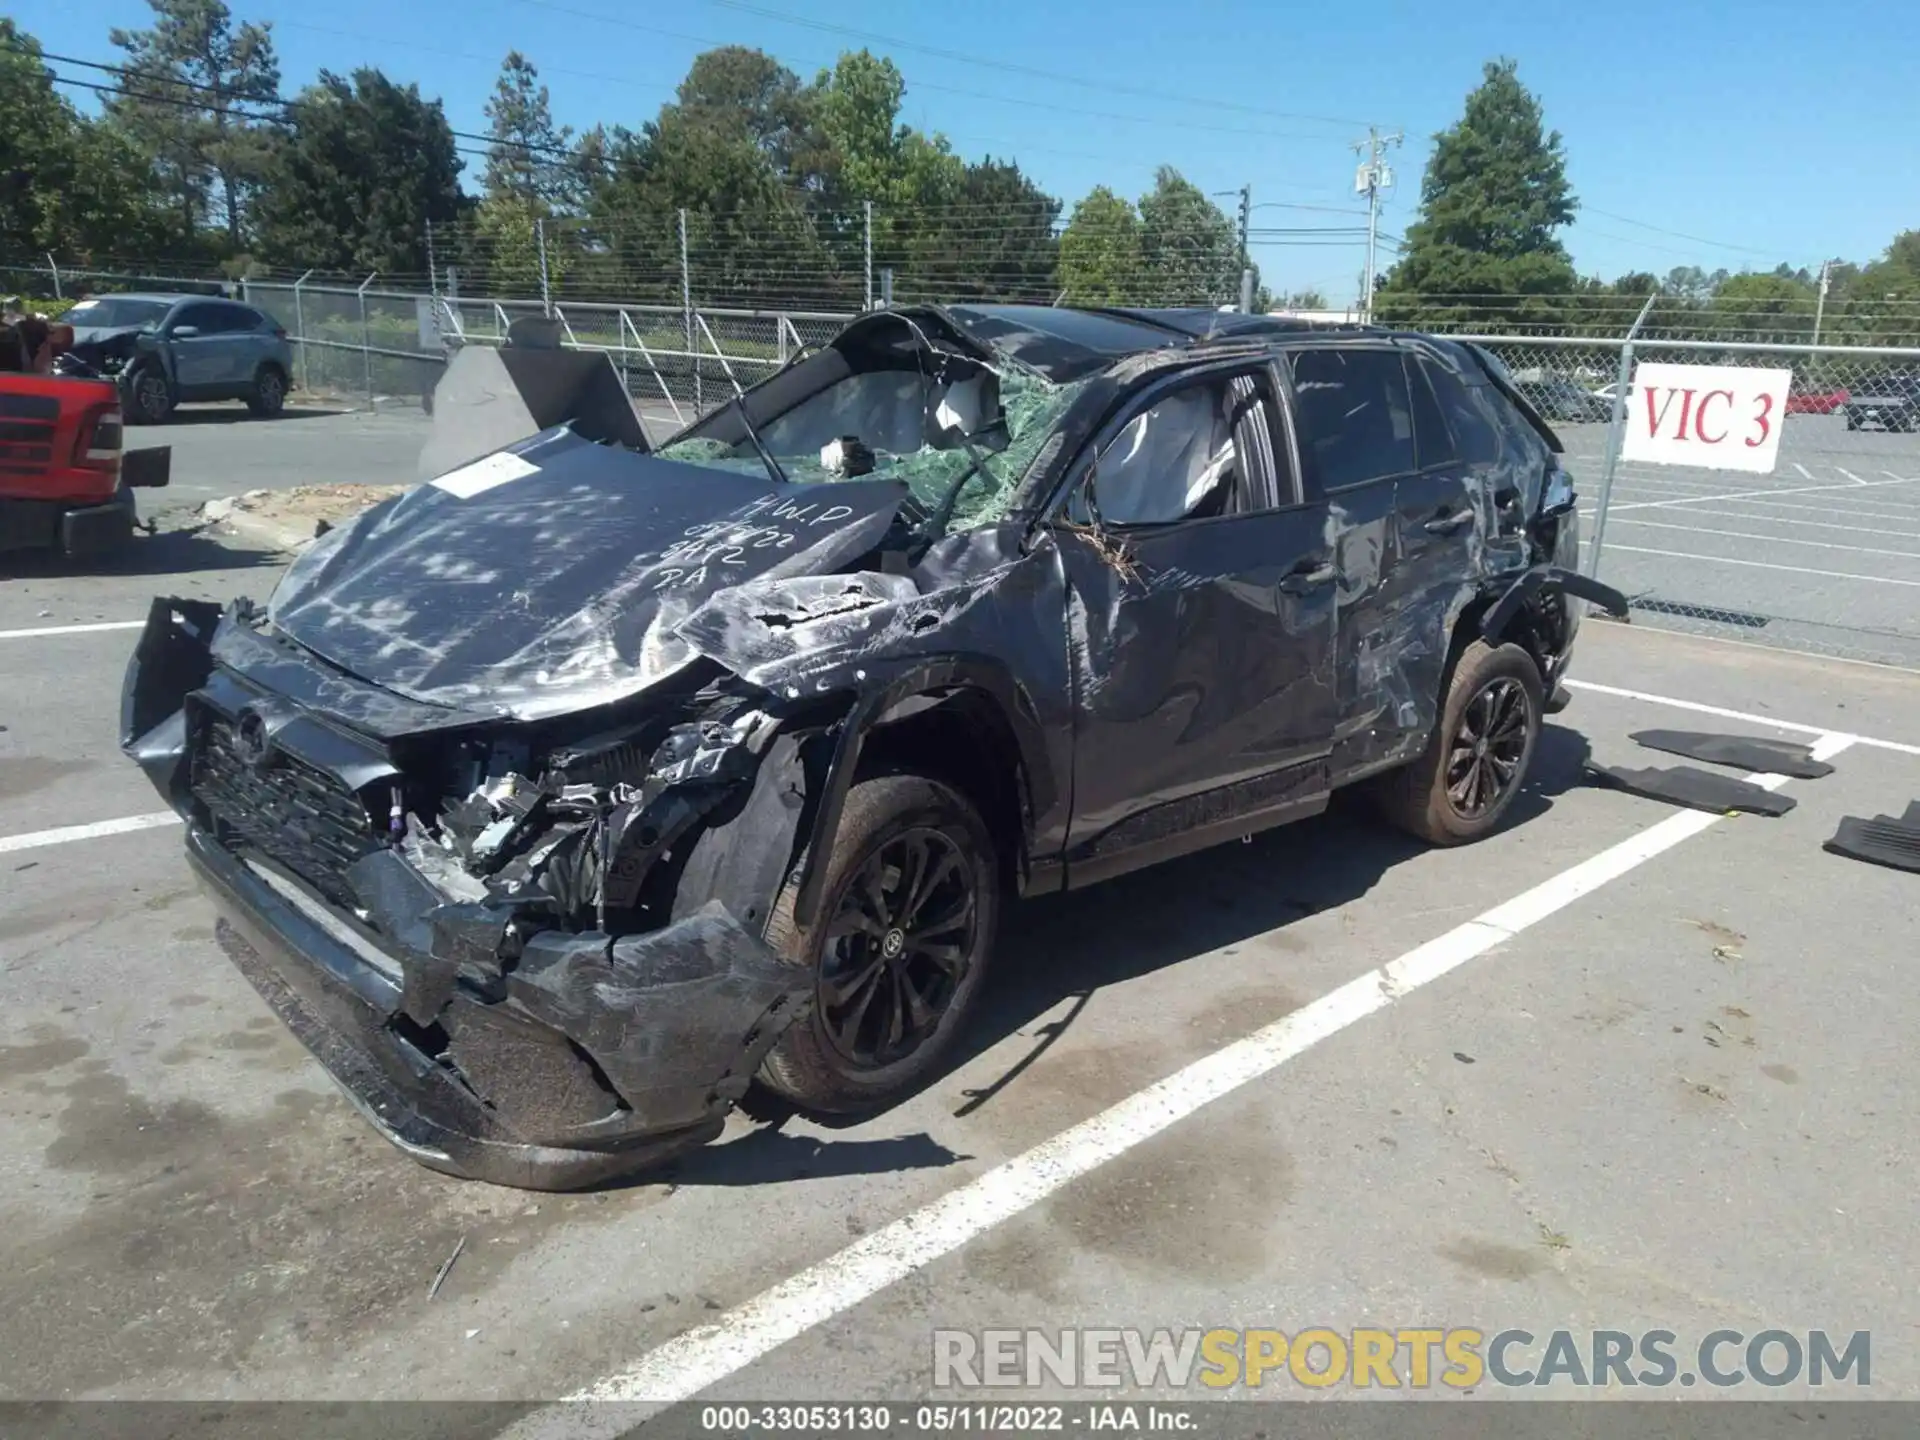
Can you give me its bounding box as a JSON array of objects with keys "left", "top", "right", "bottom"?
[
  {"left": 1073, "top": 371, "right": 1283, "bottom": 526},
  {"left": 1286, "top": 348, "right": 1415, "bottom": 491},
  {"left": 1407, "top": 357, "right": 1459, "bottom": 469},
  {"left": 171, "top": 303, "right": 222, "bottom": 333},
  {"left": 1419, "top": 357, "right": 1501, "bottom": 468},
  {"left": 216, "top": 304, "right": 263, "bottom": 334}
]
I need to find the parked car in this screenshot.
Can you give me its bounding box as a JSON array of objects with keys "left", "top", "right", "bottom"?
[
  {"left": 1841, "top": 371, "right": 1920, "bottom": 431},
  {"left": 122, "top": 305, "right": 1625, "bottom": 1189},
  {"left": 1785, "top": 384, "right": 1850, "bottom": 416},
  {"left": 1515, "top": 377, "right": 1613, "bottom": 424},
  {"left": 63, "top": 293, "right": 294, "bottom": 424}
]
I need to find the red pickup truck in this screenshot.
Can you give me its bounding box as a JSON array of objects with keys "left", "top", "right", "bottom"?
[{"left": 1, "top": 324, "right": 171, "bottom": 558}]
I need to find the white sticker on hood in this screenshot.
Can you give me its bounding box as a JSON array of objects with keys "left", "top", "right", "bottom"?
[{"left": 432, "top": 450, "right": 540, "bottom": 498}]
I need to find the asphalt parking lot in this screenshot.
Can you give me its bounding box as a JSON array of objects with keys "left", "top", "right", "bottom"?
[
  {"left": 3, "top": 409, "right": 1918, "bottom": 1414},
  {"left": 1558, "top": 415, "right": 1920, "bottom": 668}
]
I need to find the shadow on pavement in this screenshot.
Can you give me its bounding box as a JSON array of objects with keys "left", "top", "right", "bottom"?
[
  {"left": 1, "top": 528, "right": 280, "bottom": 579},
  {"left": 786, "top": 723, "right": 1593, "bottom": 1134},
  {"left": 657, "top": 1115, "right": 969, "bottom": 1190},
  {"left": 144, "top": 404, "right": 351, "bottom": 426}
]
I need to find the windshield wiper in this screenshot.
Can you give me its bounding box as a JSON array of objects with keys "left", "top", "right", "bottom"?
[{"left": 728, "top": 393, "right": 789, "bottom": 487}]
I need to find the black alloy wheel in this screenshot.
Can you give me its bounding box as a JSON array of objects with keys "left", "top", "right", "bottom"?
[
  {"left": 1445, "top": 676, "right": 1532, "bottom": 821},
  {"left": 817, "top": 826, "right": 978, "bottom": 1070}
]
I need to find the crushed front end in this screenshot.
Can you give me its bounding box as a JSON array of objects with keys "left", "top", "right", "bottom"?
[{"left": 122, "top": 597, "right": 815, "bottom": 1189}]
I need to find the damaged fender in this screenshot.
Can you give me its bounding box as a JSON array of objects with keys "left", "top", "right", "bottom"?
[{"left": 1480, "top": 563, "right": 1629, "bottom": 647}]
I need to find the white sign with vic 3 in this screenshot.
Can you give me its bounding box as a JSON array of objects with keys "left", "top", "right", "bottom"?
[{"left": 1619, "top": 361, "right": 1793, "bottom": 474}]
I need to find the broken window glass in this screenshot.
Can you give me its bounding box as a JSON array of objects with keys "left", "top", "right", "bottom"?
[{"left": 658, "top": 367, "right": 1085, "bottom": 533}]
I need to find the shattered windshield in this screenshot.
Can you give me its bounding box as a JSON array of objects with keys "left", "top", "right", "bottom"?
[
  {"left": 659, "top": 365, "right": 1086, "bottom": 532},
  {"left": 65, "top": 298, "right": 173, "bottom": 330}
]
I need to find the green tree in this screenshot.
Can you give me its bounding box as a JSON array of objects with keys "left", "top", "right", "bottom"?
[
  {"left": 1282, "top": 288, "right": 1330, "bottom": 310},
  {"left": 577, "top": 48, "right": 829, "bottom": 305},
  {"left": 903, "top": 158, "right": 1060, "bottom": 302},
  {"left": 251, "top": 68, "right": 464, "bottom": 277},
  {"left": 1058, "top": 186, "right": 1142, "bottom": 304},
  {"left": 483, "top": 52, "right": 573, "bottom": 206},
  {"left": 0, "top": 20, "right": 174, "bottom": 265},
  {"left": 1710, "top": 270, "right": 1816, "bottom": 341},
  {"left": 107, "top": 0, "right": 280, "bottom": 252},
  {"left": 1376, "top": 58, "right": 1577, "bottom": 331},
  {"left": 1829, "top": 231, "right": 1920, "bottom": 344},
  {"left": 1137, "top": 167, "right": 1241, "bottom": 305}
]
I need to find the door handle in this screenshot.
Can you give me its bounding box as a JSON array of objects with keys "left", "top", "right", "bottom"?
[
  {"left": 1423, "top": 509, "right": 1474, "bottom": 535},
  {"left": 1280, "top": 561, "right": 1335, "bottom": 593}
]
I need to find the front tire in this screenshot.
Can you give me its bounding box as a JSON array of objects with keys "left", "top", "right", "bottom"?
[
  {"left": 1377, "top": 640, "right": 1544, "bottom": 846},
  {"left": 124, "top": 365, "right": 174, "bottom": 425},
  {"left": 247, "top": 364, "right": 288, "bottom": 417},
  {"left": 758, "top": 773, "right": 999, "bottom": 1114}
]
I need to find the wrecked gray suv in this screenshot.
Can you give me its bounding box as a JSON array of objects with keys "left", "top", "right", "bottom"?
[{"left": 121, "top": 305, "right": 1625, "bottom": 1189}]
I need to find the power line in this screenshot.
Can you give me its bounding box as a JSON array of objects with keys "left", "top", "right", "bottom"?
[
  {"left": 499, "top": 0, "right": 1363, "bottom": 144},
  {"left": 690, "top": 0, "right": 1373, "bottom": 129}
]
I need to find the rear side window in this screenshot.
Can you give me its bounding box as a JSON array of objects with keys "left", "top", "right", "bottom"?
[
  {"left": 1287, "top": 348, "right": 1415, "bottom": 491},
  {"left": 1481, "top": 384, "right": 1552, "bottom": 473},
  {"left": 1406, "top": 357, "right": 1458, "bottom": 468},
  {"left": 1418, "top": 356, "right": 1501, "bottom": 468}
]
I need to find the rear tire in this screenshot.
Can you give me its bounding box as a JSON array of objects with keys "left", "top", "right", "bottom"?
[
  {"left": 1376, "top": 640, "right": 1544, "bottom": 846},
  {"left": 757, "top": 773, "right": 999, "bottom": 1114},
  {"left": 246, "top": 365, "right": 288, "bottom": 417}
]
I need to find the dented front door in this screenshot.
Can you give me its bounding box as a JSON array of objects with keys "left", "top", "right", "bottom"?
[{"left": 1054, "top": 364, "right": 1338, "bottom": 884}]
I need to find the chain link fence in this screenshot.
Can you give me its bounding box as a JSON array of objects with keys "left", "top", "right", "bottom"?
[
  {"left": 241, "top": 277, "right": 854, "bottom": 436},
  {"left": 1468, "top": 336, "right": 1920, "bottom": 668},
  {"left": 0, "top": 256, "right": 1843, "bottom": 672}
]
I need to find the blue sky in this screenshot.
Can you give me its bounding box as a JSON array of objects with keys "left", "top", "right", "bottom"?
[{"left": 23, "top": 0, "right": 1918, "bottom": 304}]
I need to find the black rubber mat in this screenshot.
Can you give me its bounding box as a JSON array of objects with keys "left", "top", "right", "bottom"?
[
  {"left": 1630, "top": 729, "right": 1834, "bottom": 779},
  {"left": 1903, "top": 800, "right": 1920, "bottom": 828},
  {"left": 1824, "top": 816, "right": 1920, "bottom": 874},
  {"left": 1590, "top": 764, "right": 1797, "bottom": 816}
]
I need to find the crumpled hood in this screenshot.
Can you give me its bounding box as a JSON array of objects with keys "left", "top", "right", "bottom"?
[
  {"left": 65, "top": 325, "right": 145, "bottom": 361},
  {"left": 266, "top": 426, "right": 907, "bottom": 718}
]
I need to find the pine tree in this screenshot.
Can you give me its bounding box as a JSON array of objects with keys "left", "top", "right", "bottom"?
[
  {"left": 107, "top": 0, "right": 280, "bottom": 253},
  {"left": 1376, "top": 59, "right": 1577, "bottom": 331}
]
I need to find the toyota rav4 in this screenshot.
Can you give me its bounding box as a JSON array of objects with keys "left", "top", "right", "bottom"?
[{"left": 122, "top": 305, "right": 1625, "bottom": 1188}]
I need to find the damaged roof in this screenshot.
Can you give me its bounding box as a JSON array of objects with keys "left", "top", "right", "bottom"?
[{"left": 940, "top": 304, "right": 1377, "bottom": 383}]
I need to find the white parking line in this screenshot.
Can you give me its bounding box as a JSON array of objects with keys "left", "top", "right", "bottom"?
[
  {"left": 1606, "top": 518, "right": 1920, "bottom": 561},
  {"left": 1607, "top": 472, "right": 1920, "bottom": 513},
  {"left": 1656, "top": 507, "right": 1920, "bottom": 540},
  {"left": 1565, "top": 679, "right": 1920, "bottom": 757},
  {"left": 498, "top": 735, "right": 1855, "bottom": 1431},
  {"left": 1837, "top": 468, "right": 1869, "bottom": 486},
  {"left": 0, "top": 620, "right": 144, "bottom": 642},
  {"left": 1606, "top": 545, "right": 1920, "bottom": 586},
  {"left": 0, "top": 811, "right": 180, "bottom": 855},
  {"left": 1792, "top": 463, "right": 1814, "bottom": 480},
  {"left": 1666, "top": 495, "right": 1920, "bottom": 525}
]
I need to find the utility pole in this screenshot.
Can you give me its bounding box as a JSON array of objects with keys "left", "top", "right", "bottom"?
[
  {"left": 1236, "top": 185, "right": 1253, "bottom": 312},
  {"left": 1813, "top": 258, "right": 1835, "bottom": 348},
  {"left": 1352, "top": 126, "right": 1402, "bottom": 322}
]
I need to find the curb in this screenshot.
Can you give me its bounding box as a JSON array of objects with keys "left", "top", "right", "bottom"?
[{"left": 212, "top": 508, "right": 318, "bottom": 556}]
